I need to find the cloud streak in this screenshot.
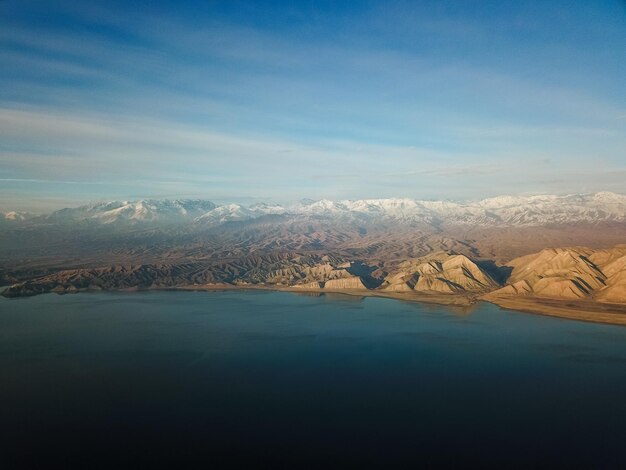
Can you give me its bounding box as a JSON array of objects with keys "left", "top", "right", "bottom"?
[{"left": 1, "top": 0, "right": 625, "bottom": 210}]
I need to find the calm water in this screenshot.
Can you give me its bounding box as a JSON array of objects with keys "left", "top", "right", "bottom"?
[{"left": 1, "top": 290, "right": 626, "bottom": 468}]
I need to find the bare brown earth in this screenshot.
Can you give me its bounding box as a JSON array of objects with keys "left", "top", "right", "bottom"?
[
  {"left": 483, "top": 245, "right": 626, "bottom": 303},
  {"left": 445, "top": 223, "right": 626, "bottom": 263},
  {"left": 478, "top": 245, "right": 626, "bottom": 324},
  {"left": 2, "top": 219, "right": 625, "bottom": 278}
]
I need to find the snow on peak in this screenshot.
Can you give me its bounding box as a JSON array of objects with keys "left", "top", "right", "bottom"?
[
  {"left": 18, "top": 192, "right": 626, "bottom": 228},
  {"left": 46, "top": 199, "right": 217, "bottom": 224},
  {"left": 3, "top": 211, "right": 34, "bottom": 221}
]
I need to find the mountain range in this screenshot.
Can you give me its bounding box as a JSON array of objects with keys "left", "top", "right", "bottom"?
[
  {"left": 3, "top": 192, "right": 626, "bottom": 228},
  {"left": 2, "top": 192, "right": 626, "bottom": 324}
]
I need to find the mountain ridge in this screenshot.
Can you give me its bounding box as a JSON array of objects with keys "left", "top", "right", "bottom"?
[{"left": 3, "top": 191, "right": 626, "bottom": 228}]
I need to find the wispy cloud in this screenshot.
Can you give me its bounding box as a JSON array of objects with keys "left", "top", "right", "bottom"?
[
  {"left": 1, "top": 105, "right": 624, "bottom": 211},
  {"left": 1, "top": 0, "right": 625, "bottom": 210}
]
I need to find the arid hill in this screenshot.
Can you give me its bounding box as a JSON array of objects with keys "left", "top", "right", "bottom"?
[
  {"left": 1, "top": 253, "right": 382, "bottom": 297},
  {"left": 484, "top": 245, "right": 626, "bottom": 303},
  {"left": 1, "top": 251, "right": 499, "bottom": 298},
  {"left": 4, "top": 245, "right": 626, "bottom": 324},
  {"left": 381, "top": 252, "right": 499, "bottom": 293}
]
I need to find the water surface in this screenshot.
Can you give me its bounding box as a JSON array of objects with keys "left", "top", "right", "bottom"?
[{"left": 1, "top": 291, "right": 625, "bottom": 467}]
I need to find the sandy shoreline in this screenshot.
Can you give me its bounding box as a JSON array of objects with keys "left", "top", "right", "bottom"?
[{"left": 481, "top": 295, "right": 626, "bottom": 326}]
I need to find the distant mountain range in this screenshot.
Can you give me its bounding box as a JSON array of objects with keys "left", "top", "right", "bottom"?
[
  {"left": 3, "top": 192, "right": 626, "bottom": 228},
  {"left": 2, "top": 192, "right": 626, "bottom": 323}
]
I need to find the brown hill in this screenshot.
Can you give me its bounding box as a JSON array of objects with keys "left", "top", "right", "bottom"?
[
  {"left": 324, "top": 276, "right": 369, "bottom": 290},
  {"left": 381, "top": 252, "right": 499, "bottom": 294},
  {"left": 1, "top": 254, "right": 381, "bottom": 297},
  {"left": 485, "top": 246, "right": 626, "bottom": 304}
]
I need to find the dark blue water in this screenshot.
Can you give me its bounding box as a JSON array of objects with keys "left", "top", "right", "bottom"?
[{"left": 1, "top": 290, "right": 626, "bottom": 468}]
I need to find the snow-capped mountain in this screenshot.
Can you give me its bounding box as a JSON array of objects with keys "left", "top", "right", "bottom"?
[
  {"left": 4, "top": 192, "right": 626, "bottom": 229},
  {"left": 195, "top": 204, "right": 254, "bottom": 224},
  {"left": 1, "top": 211, "right": 36, "bottom": 226},
  {"left": 472, "top": 193, "right": 626, "bottom": 225},
  {"left": 45, "top": 199, "right": 217, "bottom": 225},
  {"left": 2, "top": 211, "right": 35, "bottom": 222},
  {"left": 195, "top": 202, "right": 289, "bottom": 225},
  {"left": 248, "top": 202, "right": 288, "bottom": 215},
  {"left": 286, "top": 192, "right": 626, "bottom": 226}
]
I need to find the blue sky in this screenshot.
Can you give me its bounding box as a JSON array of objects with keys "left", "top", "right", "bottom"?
[{"left": 1, "top": 0, "right": 625, "bottom": 211}]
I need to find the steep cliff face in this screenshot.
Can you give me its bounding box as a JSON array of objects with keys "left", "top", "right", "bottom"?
[{"left": 382, "top": 252, "right": 499, "bottom": 294}]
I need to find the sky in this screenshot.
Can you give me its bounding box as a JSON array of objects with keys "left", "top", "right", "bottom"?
[{"left": 1, "top": 0, "right": 625, "bottom": 211}]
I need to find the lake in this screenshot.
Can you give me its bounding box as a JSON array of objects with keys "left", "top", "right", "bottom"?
[{"left": 1, "top": 290, "right": 625, "bottom": 468}]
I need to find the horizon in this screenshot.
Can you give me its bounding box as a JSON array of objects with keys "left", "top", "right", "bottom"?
[
  {"left": 2, "top": 0, "right": 625, "bottom": 211},
  {"left": 4, "top": 189, "right": 625, "bottom": 216}
]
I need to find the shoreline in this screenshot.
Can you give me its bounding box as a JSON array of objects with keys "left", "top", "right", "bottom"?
[
  {"left": 482, "top": 295, "right": 626, "bottom": 326},
  {"left": 169, "top": 284, "right": 626, "bottom": 326},
  {"left": 168, "top": 283, "right": 476, "bottom": 306},
  {"left": 3, "top": 282, "right": 626, "bottom": 326}
]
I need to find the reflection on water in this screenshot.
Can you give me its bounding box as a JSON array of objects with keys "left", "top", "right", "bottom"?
[
  {"left": 321, "top": 292, "right": 366, "bottom": 303},
  {"left": 1, "top": 290, "right": 625, "bottom": 468},
  {"left": 292, "top": 291, "right": 367, "bottom": 303},
  {"left": 291, "top": 291, "right": 324, "bottom": 298}
]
